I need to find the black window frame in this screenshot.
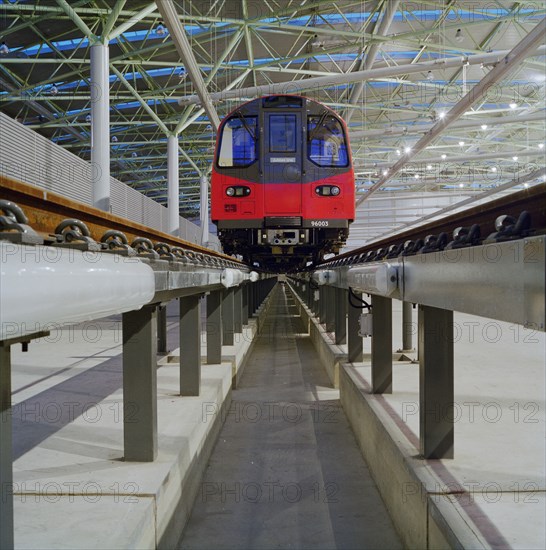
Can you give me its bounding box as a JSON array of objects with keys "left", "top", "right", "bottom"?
[
  {"left": 216, "top": 114, "right": 258, "bottom": 169},
  {"left": 307, "top": 114, "right": 350, "bottom": 168}
]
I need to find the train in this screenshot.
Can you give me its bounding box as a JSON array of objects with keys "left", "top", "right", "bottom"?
[{"left": 211, "top": 95, "right": 355, "bottom": 270}]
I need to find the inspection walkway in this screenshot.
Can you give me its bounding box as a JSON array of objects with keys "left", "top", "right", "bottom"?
[{"left": 178, "top": 285, "right": 401, "bottom": 549}]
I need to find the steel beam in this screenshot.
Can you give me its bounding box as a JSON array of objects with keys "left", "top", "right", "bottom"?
[
  {"left": 176, "top": 46, "right": 546, "bottom": 106},
  {"left": 357, "top": 17, "right": 546, "bottom": 205},
  {"left": 156, "top": 0, "right": 221, "bottom": 132},
  {"left": 344, "top": 0, "right": 400, "bottom": 122}
]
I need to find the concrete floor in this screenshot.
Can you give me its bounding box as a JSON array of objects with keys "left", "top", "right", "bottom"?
[{"left": 178, "top": 285, "right": 402, "bottom": 550}]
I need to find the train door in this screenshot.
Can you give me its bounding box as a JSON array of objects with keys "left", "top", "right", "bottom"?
[{"left": 263, "top": 110, "right": 303, "bottom": 215}]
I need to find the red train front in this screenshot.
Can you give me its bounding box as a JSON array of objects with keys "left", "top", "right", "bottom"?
[{"left": 211, "top": 95, "right": 355, "bottom": 270}]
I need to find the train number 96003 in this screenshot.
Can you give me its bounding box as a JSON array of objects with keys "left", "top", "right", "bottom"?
[{"left": 310, "top": 220, "right": 329, "bottom": 227}]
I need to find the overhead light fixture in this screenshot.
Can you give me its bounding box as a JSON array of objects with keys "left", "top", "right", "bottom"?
[
  {"left": 85, "top": 114, "right": 91, "bottom": 123},
  {"left": 459, "top": 183, "right": 464, "bottom": 188},
  {"left": 156, "top": 23, "right": 167, "bottom": 36},
  {"left": 459, "top": 141, "right": 465, "bottom": 146},
  {"left": 524, "top": 183, "right": 529, "bottom": 188},
  {"left": 396, "top": 149, "right": 401, "bottom": 156},
  {"left": 512, "top": 156, "right": 518, "bottom": 161},
  {"left": 438, "top": 111, "right": 446, "bottom": 119},
  {"left": 426, "top": 164, "right": 433, "bottom": 170},
  {"left": 382, "top": 169, "right": 388, "bottom": 176},
  {"left": 481, "top": 124, "right": 487, "bottom": 130},
  {"left": 427, "top": 71, "right": 434, "bottom": 81},
  {"left": 0, "top": 42, "right": 9, "bottom": 55},
  {"left": 441, "top": 154, "right": 447, "bottom": 159},
  {"left": 404, "top": 146, "right": 411, "bottom": 153},
  {"left": 509, "top": 102, "right": 518, "bottom": 109},
  {"left": 50, "top": 84, "right": 59, "bottom": 95},
  {"left": 455, "top": 29, "right": 464, "bottom": 42},
  {"left": 311, "top": 34, "right": 323, "bottom": 48},
  {"left": 112, "top": 135, "right": 118, "bottom": 142},
  {"left": 131, "top": 151, "right": 138, "bottom": 158},
  {"left": 491, "top": 166, "right": 497, "bottom": 172},
  {"left": 414, "top": 174, "right": 420, "bottom": 179},
  {"left": 538, "top": 143, "right": 544, "bottom": 149}
]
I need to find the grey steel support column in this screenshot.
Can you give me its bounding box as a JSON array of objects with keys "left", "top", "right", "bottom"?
[
  {"left": 206, "top": 291, "right": 222, "bottom": 364},
  {"left": 312, "top": 286, "right": 319, "bottom": 315},
  {"left": 402, "top": 301, "right": 414, "bottom": 351},
  {"left": 157, "top": 304, "right": 167, "bottom": 354},
  {"left": 371, "top": 296, "right": 392, "bottom": 394},
  {"left": 252, "top": 282, "right": 258, "bottom": 313},
  {"left": 318, "top": 286, "right": 325, "bottom": 323},
  {"left": 335, "top": 286, "right": 347, "bottom": 345},
  {"left": 234, "top": 286, "right": 243, "bottom": 334},
  {"left": 242, "top": 283, "right": 249, "bottom": 325},
  {"left": 0, "top": 344, "right": 13, "bottom": 550},
  {"left": 167, "top": 135, "right": 180, "bottom": 236},
  {"left": 123, "top": 305, "right": 157, "bottom": 462},
  {"left": 179, "top": 295, "right": 200, "bottom": 396},
  {"left": 90, "top": 43, "right": 110, "bottom": 212},
  {"left": 419, "top": 305, "right": 454, "bottom": 459},
  {"left": 247, "top": 283, "right": 254, "bottom": 317},
  {"left": 222, "top": 289, "right": 235, "bottom": 346},
  {"left": 325, "top": 286, "right": 336, "bottom": 333},
  {"left": 348, "top": 289, "right": 363, "bottom": 363}
]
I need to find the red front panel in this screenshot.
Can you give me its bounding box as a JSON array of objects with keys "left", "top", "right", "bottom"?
[
  {"left": 302, "top": 172, "right": 355, "bottom": 221},
  {"left": 211, "top": 170, "right": 355, "bottom": 224},
  {"left": 211, "top": 172, "right": 264, "bottom": 223}
]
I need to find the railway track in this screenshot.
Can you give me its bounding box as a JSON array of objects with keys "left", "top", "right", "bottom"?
[
  {"left": 2, "top": 176, "right": 544, "bottom": 271},
  {"left": 318, "top": 184, "right": 546, "bottom": 268},
  {"left": 0, "top": 175, "right": 243, "bottom": 265}
]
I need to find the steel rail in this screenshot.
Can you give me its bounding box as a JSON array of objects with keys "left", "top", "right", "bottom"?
[
  {"left": 0, "top": 175, "right": 240, "bottom": 263},
  {"left": 320, "top": 183, "right": 546, "bottom": 266}
]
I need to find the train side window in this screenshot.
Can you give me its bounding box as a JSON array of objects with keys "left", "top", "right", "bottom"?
[
  {"left": 218, "top": 116, "right": 257, "bottom": 167},
  {"left": 269, "top": 114, "right": 297, "bottom": 153},
  {"left": 307, "top": 115, "right": 349, "bottom": 167}
]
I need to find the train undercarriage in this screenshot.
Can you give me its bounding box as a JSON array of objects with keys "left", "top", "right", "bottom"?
[{"left": 217, "top": 226, "right": 349, "bottom": 271}]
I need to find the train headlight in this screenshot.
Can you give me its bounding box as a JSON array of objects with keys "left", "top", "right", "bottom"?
[
  {"left": 315, "top": 185, "right": 341, "bottom": 196},
  {"left": 226, "top": 186, "right": 250, "bottom": 197}
]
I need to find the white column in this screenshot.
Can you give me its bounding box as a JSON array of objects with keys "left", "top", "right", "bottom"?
[
  {"left": 167, "top": 135, "right": 180, "bottom": 236},
  {"left": 200, "top": 174, "right": 209, "bottom": 245},
  {"left": 90, "top": 43, "right": 110, "bottom": 212}
]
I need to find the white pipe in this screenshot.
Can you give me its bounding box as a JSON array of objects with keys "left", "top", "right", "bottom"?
[
  {"left": 0, "top": 243, "right": 155, "bottom": 340},
  {"left": 221, "top": 268, "right": 245, "bottom": 288}
]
